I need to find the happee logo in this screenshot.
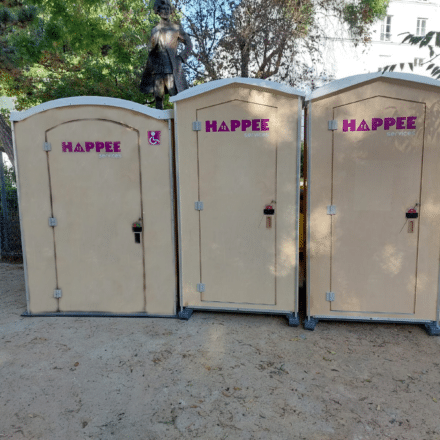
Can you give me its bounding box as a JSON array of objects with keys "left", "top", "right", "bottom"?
[
  {"left": 205, "top": 119, "right": 270, "bottom": 132},
  {"left": 62, "top": 141, "right": 121, "bottom": 152},
  {"left": 343, "top": 116, "right": 417, "bottom": 132}
]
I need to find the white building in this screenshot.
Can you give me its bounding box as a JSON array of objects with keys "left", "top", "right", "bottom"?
[{"left": 320, "top": 0, "right": 440, "bottom": 79}]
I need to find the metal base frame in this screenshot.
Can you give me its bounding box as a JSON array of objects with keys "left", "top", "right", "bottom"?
[
  {"left": 286, "top": 313, "right": 300, "bottom": 327},
  {"left": 305, "top": 315, "right": 440, "bottom": 336},
  {"left": 178, "top": 307, "right": 299, "bottom": 327},
  {"left": 186, "top": 305, "right": 295, "bottom": 315},
  {"left": 304, "top": 317, "right": 319, "bottom": 331},
  {"left": 21, "top": 311, "right": 177, "bottom": 319},
  {"left": 424, "top": 321, "right": 440, "bottom": 336},
  {"left": 178, "top": 308, "right": 194, "bottom": 320}
]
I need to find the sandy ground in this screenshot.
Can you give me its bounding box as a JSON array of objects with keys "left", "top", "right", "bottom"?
[{"left": 1, "top": 262, "right": 440, "bottom": 440}]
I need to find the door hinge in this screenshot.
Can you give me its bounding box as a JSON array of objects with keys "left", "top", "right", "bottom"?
[
  {"left": 327, "top": 205, "right": 336, "bottom": 215},
  {"left": 326, "top": 291, "right": 335, "bottom": 302},
  {"left": 328, "top": 120, "right": 338, "bottom": 131},
  {"left": 192, "top": 121, "right": 202, "bottom": 131},
  {"left": 44, "top": 142, "right": 52, "bottom": 151},
  {"left": 197, "top": 283, "right": 206, "bottom": 293},
  {"left": 49, "top": 217, "right": 57, "bottom": 227},
  {"left": 54, "top": 289, "right": 62, "bottom": 299},
  {"left": 195, "top": 201, "right": 204, "bottom": 211}
]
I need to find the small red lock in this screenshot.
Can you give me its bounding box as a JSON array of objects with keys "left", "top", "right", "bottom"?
[
  {"left": 264, "top": 205, "right": 275, "bottom": 215},
  {"left": 406, "top": 208, "right": 418, "bottom": 219}
]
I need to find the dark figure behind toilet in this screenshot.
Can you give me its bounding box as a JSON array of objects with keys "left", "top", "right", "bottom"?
[{"left": 140, "top": 0, "right": 193, "bottom": 109}]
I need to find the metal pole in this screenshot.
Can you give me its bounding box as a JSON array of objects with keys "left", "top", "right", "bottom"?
[
  {"left": 11, "top": 119, "right": 30, "bottom": 312},
  {"left": 0, "top": 151, "right": 7, "bottom": 257}
]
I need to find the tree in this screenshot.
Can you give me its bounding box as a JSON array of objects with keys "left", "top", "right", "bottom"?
[
  {"left": 3, "top": 0, "right": 164, "bottom": 105},
  {"left": 1, "top": 0, "right": 165, "bottom": 168},
  {"left": 1, "top": 0, "right": 39, "bottom": 168},
  {"left": 382, "top": 31, "right": 440, "bottom": 79},
  {"left": 5, "top": 0, "right": 161, "bottom": 105},
  {"left": 176, "top": 0, "right": 389, "bottom": 87},
  {"left": 0, "top": 0, "right": 390, "bottom": 165}
]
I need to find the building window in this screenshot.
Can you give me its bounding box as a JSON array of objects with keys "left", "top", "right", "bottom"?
[
  {"left": 416, "top": 18, "right": 427, "bottom": 36},
  {"left": 414, "top": 58, "right": 424, "bottom": 66},
  {"left": 380, "top": 16, "right": 392, "bottom": 41}
]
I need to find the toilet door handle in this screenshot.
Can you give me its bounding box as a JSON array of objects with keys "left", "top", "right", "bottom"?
[{"left": 132, "top": 220, "right": 142, "bottom": 243}]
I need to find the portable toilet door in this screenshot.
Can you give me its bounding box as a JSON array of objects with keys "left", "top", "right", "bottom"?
[
  {"left": 11, "top": 97, "right": 177, "bottom": 317},
  {"left": 305, "top": 72, "right": 440, "bottom": 335},
  {"left": 172, "top": 78, "right": 304, "bottom": 325}
]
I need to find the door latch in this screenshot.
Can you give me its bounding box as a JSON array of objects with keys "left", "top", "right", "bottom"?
[{"left": 132, "top": 219, "right": 142, "bottom": 243}]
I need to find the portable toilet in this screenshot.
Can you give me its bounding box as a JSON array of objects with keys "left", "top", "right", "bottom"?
[
  {"left": 11, "top": 97, "right": 177, "bottom": 317},
  {"left": 171, "top": 78, "right": 304, "bottom": 325},
  {"left": 305, "top": 72, "right": 440, "bottom": 335}
]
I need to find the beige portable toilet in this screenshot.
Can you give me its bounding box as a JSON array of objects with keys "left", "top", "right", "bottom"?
[
  {"left": 11, "top": 97, "right": 177, "bottom": 317},
  {"left": 171, "top": 78, "right": 304, "bottom": 325},
  {"left": 305, "top": 72, "right": 440, "bottom": 335}
]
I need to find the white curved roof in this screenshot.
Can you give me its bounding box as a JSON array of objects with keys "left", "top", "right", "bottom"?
[
  {"left": 170, "top": 77, "right": 305, "bottom": 102},
  {"left": 307, "top": 72, "right": 440, "bottom": 102},
  {"left": 10, "top": 96, "right": 173, "bottom": 122}
]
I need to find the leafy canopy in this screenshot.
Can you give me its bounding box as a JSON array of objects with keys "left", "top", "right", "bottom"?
[
  {"left": 1, "top": 0, "right": 391, "bottom": 115},
  {"left": 382, "top": 31, "right": 440, "bottom": 79},
  {"left": 1, "top": 0, "right": 167, "bottom": 112},
  {"left": 176, "top": 0, "right": 389, "bottom": 88},
  {"left": 343, "top": 0, "right": 389, "bottom": 41}
]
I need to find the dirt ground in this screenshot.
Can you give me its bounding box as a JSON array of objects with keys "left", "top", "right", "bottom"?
[{"left": 1, "top": 262, "right": 440, "bottom": 440}]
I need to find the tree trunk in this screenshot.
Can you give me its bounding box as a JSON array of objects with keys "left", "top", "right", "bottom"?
[
  {"left": 240, "top": 44, "right": 250, "bottom": 78},
  {"left": 0, "top": 114, "right": 14, "bottom": 171}
]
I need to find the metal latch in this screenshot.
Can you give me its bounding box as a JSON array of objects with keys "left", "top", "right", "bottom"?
[
  {"left": 197, "top": 283, "right": 206, "bottom": 293},
  {"left": 195, "top": 201, "right": 204, "bottom": 211},
  {"left": 44, "top": 142, "right": 52, "bottom": 151},
  {"left": 327, "top": 205, "right": 336, "bottom": 215},
  {"left": 54, "top": 289, "right": 62, "bottom": 299},
  {"left": 406, "top": 208, "right": 418, "bottom": 219},
  {"left": 49, "top": 217, "right": 57, "bottom": 227},
  {"left": 192, "top": 121, "right": 202, "bottom": 131},
  {"left": 328, "top": 120, "right": 338, "bottom": 131},
  {"left": 326, "top": 292, "right": 335, "bottom": 302}
]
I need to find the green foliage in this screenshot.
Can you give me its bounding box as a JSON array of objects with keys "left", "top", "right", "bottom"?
[
  {"left": 1, "top": 0, "right": 393, "bottom": 112},
  {"left": 1, "top": 0, "right": 167, "bottom": 111},
  {"left": 1, "top": 160, "right": 16, "bottom": 189},
  {"left": 0, "top": 7, "right": 13, "bottom": 24},
  {"left": 0, "top": 107, "right": 11, "bottom": 127},
  {"left": 1, "top": 2, "right": 37, "bottom": 26},
  {"left": 382, "top": 31, "right": 440, "bottom": 79},
  {"left": 344, "top": 0, "right": 389, "bottom": 42},
  {"left": 17, "top": 54, "right": 152, "bottom": 108},
  {"left": 16, "top": 4, "right": 38, "bottom": 23}
]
